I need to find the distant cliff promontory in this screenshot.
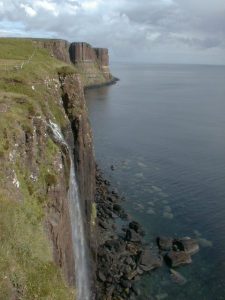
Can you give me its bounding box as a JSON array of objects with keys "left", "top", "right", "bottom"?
[{"left": 35, "top": 39, "right": 115, "bottom": 87}]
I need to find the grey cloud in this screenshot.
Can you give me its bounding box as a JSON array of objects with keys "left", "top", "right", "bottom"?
[{"left": 0, "top": 0, "right": 224, "bottom": 64}]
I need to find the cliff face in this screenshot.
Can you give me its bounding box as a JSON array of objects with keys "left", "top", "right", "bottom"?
[
  {"left": 0, "top": 38, "right": 103, "bottom": 298},
  {"left": 36, "top": 39, "right": 71, "bottom": 64},
  {"left": 94, "top": 48, "right": 110, "bottom": 80},
  {"left": 59, "top": 73, "right": 97, "bottom": 271},
  {"left": 69, "top": 42, "right": 113, "bottom": 86},
  {"left": 0, "top": 84, "right": 75, "bottom": 298},
  {"left": 34, "top": 38, "right": 114, "bottom": 87},
  {"left": 69, "top": 42, "right": 111, "bottom": 81}
]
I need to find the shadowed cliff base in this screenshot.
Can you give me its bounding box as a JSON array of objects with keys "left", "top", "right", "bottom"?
[{"left": 84, "top": 76, "right": 119, "bottom": 91}]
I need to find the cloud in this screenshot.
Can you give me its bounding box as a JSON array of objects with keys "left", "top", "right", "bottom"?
[
  {"left": 34, "top": 0, "right": 59, "bottom": 16},
  {"left": 81, "top": 0, "right": 102, "bottom": 10},
  {"left": 20, "top": 4, "right": 37, "bottom": 17},
  {"left": 0, "top": 0, "right": 224, "bottom": 64}
]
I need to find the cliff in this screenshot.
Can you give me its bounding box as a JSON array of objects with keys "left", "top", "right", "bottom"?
[
  {"left": 33, "top": 39, "right": 115, "bottom": 87},
  {"left": 0, "top": 38, "right": 106, "bottom": 299},
  {"left": 69, "top": 42, "right": 111, "bottom": 83}
]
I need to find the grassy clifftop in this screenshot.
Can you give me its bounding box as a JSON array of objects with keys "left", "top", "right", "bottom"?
[
  {"left": 0, "top": 38, "right": 76, "bottom": 299},
  {"left": 0, "top": 38, "right": 78, "bottom": 125}
]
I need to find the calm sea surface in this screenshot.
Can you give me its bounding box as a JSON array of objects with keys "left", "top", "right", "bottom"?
[{"left": 86, "top": 63, "right": 225, "bottom": 300}]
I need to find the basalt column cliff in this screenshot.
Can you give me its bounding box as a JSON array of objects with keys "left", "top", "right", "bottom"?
[{"left": 69, "top": 42, "right": 113, "bottom": 86}]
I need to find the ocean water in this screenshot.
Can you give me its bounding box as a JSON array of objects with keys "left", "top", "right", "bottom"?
[{"left": 85, "top": 63, "right": 225, "bottom": 300}]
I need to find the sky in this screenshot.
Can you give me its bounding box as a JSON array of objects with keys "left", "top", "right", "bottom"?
[{"left": 0, "top": 0, "right": 225, "bottom": 65}]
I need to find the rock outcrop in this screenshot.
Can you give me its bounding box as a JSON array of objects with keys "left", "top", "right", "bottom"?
[
  {"left": 69, "top": 42, "right": 98, "bottom": 63},
  {"left": 157, "top": 236, "right": 199, "bottom": 268},
  {"left": 69, "top": 43, "right": 111, "bottom": 80}
]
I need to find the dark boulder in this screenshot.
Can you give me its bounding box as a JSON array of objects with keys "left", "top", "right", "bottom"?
[
  {"left": 105, "top": 239, "right": 125, "bottom": 252},
  {"left": 98, "top": 220, "right": 109, "bottom": 230},
  {"left": 120, "top": 279, "right": 132, "bottom": 289},
  {"left": 98, "top": 271, "right": 106, "bottom": 282},
  {"left": 139, "top": 249, "right": 163, "bottom": 271},
  {"left": 120, "top": 212, "right": 129, "bottom": 220},
  {"left": 165, "top": 251, "right": 192, "bottom": 267},
  {"left": 173, "top": 237, "right": 199, "bottom": 255},
  {"left": 126, "top": 242, "right": 141, "bottom": 255},
  {"left": 129, "top": 221, "right": 145, "bottom": 235},
  {"left": 125, "top": 229, "right": 141, "bottom": 243},
  {"left": 113, "top": 203, "right": 122, "bottom": 213},
  {"left": 125, "top": 257, "right": 133, "bottom": 266},
  {"left": 157, "top": 236, "right": 173, "bottom": 251}
]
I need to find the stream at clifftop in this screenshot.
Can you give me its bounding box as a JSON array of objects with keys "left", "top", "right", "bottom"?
[{"left": 86, "top": 63, "right": 225, "bottom": 300}]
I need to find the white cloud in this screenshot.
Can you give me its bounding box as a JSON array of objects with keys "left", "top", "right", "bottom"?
[
  {"left": 81, "top": 0, "right": 102, "bottom": 10},
  {"left": 63, "top": 2, "right": 79, "bottom": 15},
  {"left": 146, "top": 32, "right": 161, "bottom": 42},
  {"left": 20, "top": 4, "right": 37, "bottom": 17},
  {"left": 34, "top": 0, "right": 59, "bottom": 16}
]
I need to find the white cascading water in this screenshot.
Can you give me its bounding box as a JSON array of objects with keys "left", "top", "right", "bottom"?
[{"left": 49, "top": 121, "right": 90, "bottom": 300}]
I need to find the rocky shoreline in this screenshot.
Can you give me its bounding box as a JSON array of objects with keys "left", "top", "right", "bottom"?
[
  {"left": 95, "top": 168, "right": 162, "bottom": 300},
  {"left": 94, "top": 168, "right": 200, "bottom": 300}
]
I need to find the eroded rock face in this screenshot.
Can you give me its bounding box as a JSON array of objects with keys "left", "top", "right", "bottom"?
[
  {"left": 30, "top": 119, "right": 76, "bottom": 285},
  {"left": 95, "top": 48, "right": 109, "bottom": 67},
  {"left": 69, "top": 42, "right": 112, "bottom": 82},
  {"left": 3, "top": 114, "right": 76, "bottom": 285},
  {"left": 60, "top": 73, "right": 96, "bottom": 225},
  {"left": 36, "top": 39, "right": 71, "bottom": 63},
  {"left": 69, "top": 42, "right": 98, "bottom": 63},
  {"left": 69, "top": 42, "right": 109, "bottom": 68},
  {"left": 46, "top": 152, "right": 75, "bottom": 285}
]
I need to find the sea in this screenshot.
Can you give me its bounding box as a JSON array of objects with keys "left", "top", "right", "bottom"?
[{"left": 85, "top": 63, "right": 225, "bottom": 300}]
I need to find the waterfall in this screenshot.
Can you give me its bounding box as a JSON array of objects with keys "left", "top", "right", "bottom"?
[
  {"left": 68, "top": 158, "right": 90, "bottom": 300},
  {"left": 48, "top": 121, "right": 90, "bottom": 300}
]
